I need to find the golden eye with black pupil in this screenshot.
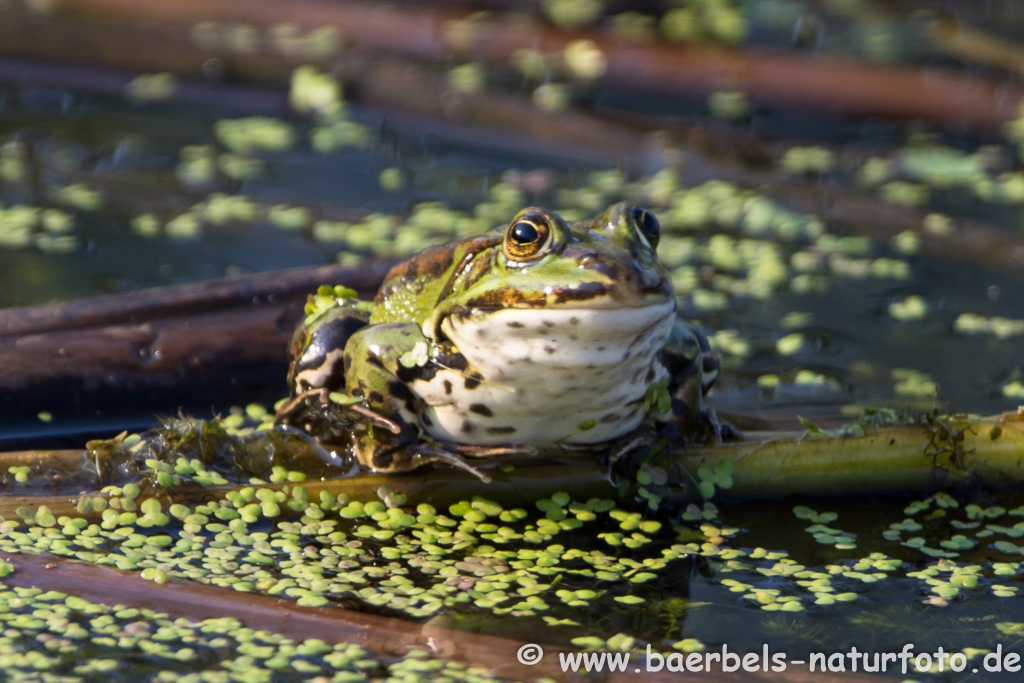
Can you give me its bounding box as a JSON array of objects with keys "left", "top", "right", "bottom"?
[
  {"left": 631, "top": 206, "right": 660, "bottom": 248},
  {"left": 503, "top": 213, "right": 552, "bottom": 261}
]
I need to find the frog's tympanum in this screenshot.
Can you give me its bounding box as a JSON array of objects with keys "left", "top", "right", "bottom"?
[{"left": 275, "top": 203, "right": 730, "bottom": 481}]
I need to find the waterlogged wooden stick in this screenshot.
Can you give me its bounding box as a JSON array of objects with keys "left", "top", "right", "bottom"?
[
  {"left": 928, "top": 16, "right": 1024, "bottom": 77},
  {"left": 691, "top": 414, "right": 1024, "bottom": 498},
  {"left": 3, "top": 413, "right": 1024, "bottom": 519},
  {"left": 0, "top": 550, "right": 894, "bottom": 683},
  {"left": 0, "top": 261, "right": 393, "bottom": 338},
  {"left": 47, "top": 0, "right": 1024, "bottom": 129},
  {"left": 0, "top": 260, "right": 396, "bottom": 428}
]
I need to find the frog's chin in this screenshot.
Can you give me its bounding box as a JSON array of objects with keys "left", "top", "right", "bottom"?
[{"left": 440, "top": 298, "right": 677, "bottom": 370}]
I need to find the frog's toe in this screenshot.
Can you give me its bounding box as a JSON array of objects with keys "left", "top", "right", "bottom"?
[
  {"left": 407, "top": 443, "right": 494, "bottom": 483},
  {"left": 607, "top": 426, "right": 657, "bottom": 463},
  {"left": 273, "top": 388, "right": 325, "bottom": 426},
  {"left": 346, "top": 403, "right": 402, "bottom": 434},
  {"left": 452, "top": 443, "right": 537, "bottom": 458},
  {"left": 719, "top": 421, "right": 743, "bottom": 442},
  {"left": 697, "top": 408, "right": 742, "bottom": 443}
]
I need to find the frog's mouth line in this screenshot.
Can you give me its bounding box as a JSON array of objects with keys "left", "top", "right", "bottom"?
[
  {"left": 446, "top": 294, "right": 674, "bottom": 318},
  {"left": 455, "top": 279, "right": 674, "bottom": 312},
  {"left": 443, "top": 299, "right": 676, "bottom": 342}
]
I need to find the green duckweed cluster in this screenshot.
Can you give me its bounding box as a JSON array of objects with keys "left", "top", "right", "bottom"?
[
  {"left": 126, "top": 73, "right": 178, "bottom": 104},
  {"left": 781, "top": 141, "right": 1024, "bottom": 211},
  {"left": 0, "top": 585, "right": 505, "bottom": 683},
  {"left": 0, "top": 202, "right": 79, "bottom": 252},
  {"left": 189, "top": 22, "right": 342, "bottom": 63},
  {"left": 4, "top": 446, "right": 1024, "bottom": 667}
]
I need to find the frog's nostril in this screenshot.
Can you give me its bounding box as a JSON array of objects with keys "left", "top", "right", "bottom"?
[{"left": 578, "top": 251, "right": 599, "bottom": 265}]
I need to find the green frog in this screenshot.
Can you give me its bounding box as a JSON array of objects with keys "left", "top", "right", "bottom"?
[{"left": 274, "top": 202, "right": 729, "bottom": 481}]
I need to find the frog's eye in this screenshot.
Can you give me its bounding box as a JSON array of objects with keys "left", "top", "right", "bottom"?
[
  {"left": 504, "top": 212, "right": 553, "bottom": 262},
  {"left": 631, "top": 207, "right": 660, "bottom": 249}
]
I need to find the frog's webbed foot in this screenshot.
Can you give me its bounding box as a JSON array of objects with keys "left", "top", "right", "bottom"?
[
  {"left": 405, "top": 442, "right": 494, "bottom": 483},
  {"left": 398, "top": 442, "right": 538, "bottom": 484},
  {"left": 607, "top": 428, "right": 657, "bottom": 463},
  {"left": 273, "top": 388, "right": 324, "bottom": 426},
  {"left": 695, "top": 408, "right": 743, "bottom": 444},
  {"left": 274, "top": 389, "right": 402, "bottom": 435}
]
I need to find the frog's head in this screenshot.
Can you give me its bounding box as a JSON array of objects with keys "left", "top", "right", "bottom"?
[{"left": 430, "top": 202, "right": 676, "bottom": 371}]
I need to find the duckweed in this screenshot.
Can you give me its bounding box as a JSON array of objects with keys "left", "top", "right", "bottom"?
[
  {"left": 889, "top": 295, "right": 928, "bottom": 321},
  {"left": 379, "top": 167, "right": 406, "bottom": 192},
  {"left": 125, "top": 72, "right": 177, "bottom": 103},
  {"left": 892, "top": 368, "right": 937, "bottom": 397},
  {"left": 289, "top": 65, "right": 345, "bottom": 119},
  {"left": 532, "top": 83, "right": 570, "bottom": 111},
  {"left": 214, "top": 117, "right": 296, "bottom": 155},
  {"left": 0, "top": 585, "right": 504, "bottom": 682}
]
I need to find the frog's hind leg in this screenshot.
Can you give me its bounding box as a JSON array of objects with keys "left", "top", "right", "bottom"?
[
  {"left": 287, "top": 302, "right": 370, "bottom": 395},
  {"left": 403, "top": 442, "right": 538, "bottom": 483},
  {"left": 662, "top": 319, "right": 740, "bottom": 443},
  {"left": 276, "top": 299, "right": 371, "bottom": 427}
]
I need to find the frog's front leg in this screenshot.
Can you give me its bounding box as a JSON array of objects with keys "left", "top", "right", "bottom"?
[
  {"left": 343, "top": 324, "right": 516, "bottom": 481},
  {"left": 341, "top": 322, "right": 430, "bottom": 470},
  {"left": 661, "top": 319, "right": 739, "bottom": 442},
  {"left": 275, "top": 297, "right": 370, "bottom": 428}
]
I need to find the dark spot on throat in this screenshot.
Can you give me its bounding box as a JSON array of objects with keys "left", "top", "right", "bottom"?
[
  {"left": 464, "top": 376, "right": 482, "bottom": 390},
  {"left": 486, "top": 426, "right": 516, "bottom": 435},
  {"left": 469, "top": 403, "right": 494, "bottom": 417},
  {"left": 443, "top": 379, "right": 453, "bottom": 395},
  {"left": 437, "top": 351, "right": 468, "bottom": 372},
  {"left": 461, "top": 421, "right": 476, "bottom": 434},
  {"left": 507, "top": 321, "right": 525, "bottom": 329}
]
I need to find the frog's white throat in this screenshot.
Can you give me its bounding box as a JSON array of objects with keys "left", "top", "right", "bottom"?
[{"left": 413, "top": 300, "right": 677, "bottom": 447}]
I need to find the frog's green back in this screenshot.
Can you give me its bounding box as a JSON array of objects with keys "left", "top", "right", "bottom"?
[{"left": 368, "top": 231, "right": 503, "bottom": 326}]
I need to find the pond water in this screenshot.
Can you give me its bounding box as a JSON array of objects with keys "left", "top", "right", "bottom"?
[{"left": 4, "top": 7, "right": 1024, "bottom": 681}]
